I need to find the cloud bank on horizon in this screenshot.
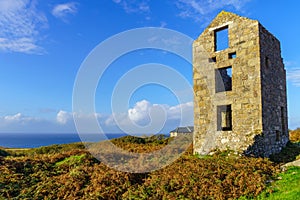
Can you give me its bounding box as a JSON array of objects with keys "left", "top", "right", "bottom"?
[{"left": 0, "top": 100, "right": 193, "bottom": 134}]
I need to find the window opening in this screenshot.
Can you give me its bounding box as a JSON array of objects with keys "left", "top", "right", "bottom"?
[
  {"left": 209, "top": 57, "right": 217, "bottom": 63},
  {"left": 215, "top": 67, "right": 232, "bottom": 93},
  {"left": 214, "top": 26, "right": 229, "bottom": 51},
  {"left": 276, "top": 130, "right": 280, "bottom": 142},
  {"left": 265, "top": 56, "right": 270, "bottom": 69},
  {"left": 229, "top": 52, "right": 236, "bottom": 59},
  {"left": 217, "top": 105, "right": 232, "bottom": 131},
  {"left": 281, "top": 107, "right": 286, "bottom": 135}
]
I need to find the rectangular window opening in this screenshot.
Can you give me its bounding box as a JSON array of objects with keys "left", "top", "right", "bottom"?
[
  {"left": 214, "top": 26, "right": 229, "bottom": 51},
  {"left": 265, "top": 56, "right": 270, "bottom": 69},
  {"left": 281, "top": 107, "right": 286, "bottom": 135},
  {"left": 229, "top": 52, "right": 236, "bottom": 59},
  {"left": 209, "top": 56, "right": 217, "bottom": 63},
  {"left": 215, "top": 67, "right": 232, "bottom": 93},
  {"left": 217, "top": 105, "right": 232, "bottom": 131},
  {"left": 276, "top": 130, "right": 280, "bottom": 142}
]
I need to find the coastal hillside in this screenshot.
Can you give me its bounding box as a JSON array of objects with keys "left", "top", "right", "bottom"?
[{"left": 0, "top": 135, "right": 299, "bottom": 199}]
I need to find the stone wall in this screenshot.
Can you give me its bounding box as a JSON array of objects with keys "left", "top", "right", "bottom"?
[
  {"left": 246, "top": 24, "right": 289, "bottom": 156},
  {"left": 193, "top": 11, "right": 289, "bottom": 157}
]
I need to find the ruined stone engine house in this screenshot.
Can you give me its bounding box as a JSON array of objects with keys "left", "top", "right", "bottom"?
[{"left": 193, "top": 11, "right": 289, "bottom": 157}]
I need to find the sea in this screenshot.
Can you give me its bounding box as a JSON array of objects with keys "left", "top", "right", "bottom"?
[{"left": 0, "top": 133, "right": 127, "bottom": 148}]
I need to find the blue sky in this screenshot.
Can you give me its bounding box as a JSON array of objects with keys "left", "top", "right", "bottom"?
[{"left": 0, "top": 0, "right": 299, "bottom": 134}]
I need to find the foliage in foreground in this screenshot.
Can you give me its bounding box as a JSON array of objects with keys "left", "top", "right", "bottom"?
[
  {"left": 0, "top": 148, "right": 9, "bottom": 157},
  {"left": 290, "top": 128, "right": 300, "bottom": 142},
  {"left": 245, "top": 166, "right": 300, "bottom": 200},
  {"left": 269, "top": 141, "right": 300, "bottom": 163},
  {"left": 0, "top": 135, "right": 291, "bottom": 199}
]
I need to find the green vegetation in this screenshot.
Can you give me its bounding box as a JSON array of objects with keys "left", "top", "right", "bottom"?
[
  {"left": 270, "top": 141, "right": 300, "bottom": 163},
  {"left": 55, "top": 154, "right": 86, "bottom": 167},
  {"left": 0, "top": 134, "right": 299, "bottom": 199},
  {"left": 5, "top": 142, "right": 85, "bottom": 156},
  {"left": 255, "top": 167, "right": 300, "bottom": 200},
  {"left": 0, "top": 148, "right": 9, "bottom": 157},
  {"left": 290, "top": 128, "right": 300, "bottom": 142},
  {"left": 111, "top": 134, "right": 170, "bottom": 144}
]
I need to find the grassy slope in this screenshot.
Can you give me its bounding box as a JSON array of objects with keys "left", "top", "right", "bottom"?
[
  {"left": 256, "top": 167, "right": 300, "bottom": 200},
  {"left": 256, "top": 141, "right": 300, "bottom": 200},
  {"left": 0, "top": 136, "right": 299, "bottom": 199}
]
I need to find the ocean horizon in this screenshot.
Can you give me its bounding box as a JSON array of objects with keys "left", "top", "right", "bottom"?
[
  {"left": 0, "top": 133, "right": 170, "bottom": 148},
  {"left": 0, "top": 133, "right": 128, "bottom": 148}
]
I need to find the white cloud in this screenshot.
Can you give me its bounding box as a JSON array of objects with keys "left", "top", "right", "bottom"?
[
  {"left": 56, "top": 110, "right": 73, "bottom": 124},
  {"left": 106, "top": 100, "right": 194, "bottom": 133},
  {"left": 0, "top": 0, "right": 47, "bottom": 54},
  {"left": 0, "top": 112, "right": 75, "bottom": 133},
  {"left": 112, "top": 0, "right": 150, "bottom": 14},
  {"left": 52, "top": 2, "right": 78, "bottom": 21},
  {"left": 128, "top": 100, "right": 152, "bottom": 124},
  {"left": 2, "top": 113, "right": 37, "bottom": 124},
  {"left": 287, "top": 68, "right": 300, "bottom": 87},
  {"left": 168, "top": 101, "right": 193, "bottom": 120},
  {"left": 0, "top": 113, "right": 44, "bottom": 132},
  {"left": 4, "top": 113, "right": 23, "bottom": 121},
  {"left": 175, "top": 0, "right": 251, "bottom": 22}
]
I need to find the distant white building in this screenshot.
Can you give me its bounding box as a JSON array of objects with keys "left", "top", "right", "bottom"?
[{"left": 170, "top": 126, "right": 194, "bottom": 137}]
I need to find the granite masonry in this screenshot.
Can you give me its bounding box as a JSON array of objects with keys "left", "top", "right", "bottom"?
[{"left": 193, "top": 11, "right": 289, "bottom": 157}]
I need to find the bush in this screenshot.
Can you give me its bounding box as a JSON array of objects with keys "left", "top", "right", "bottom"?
[
  {"left": 55, "top": 154, "right": 86, "bottom": 167},
  {"left": 290, "top": 128, "right": 300, "bottom": 142},
  {"left": 0, "top": 148, "right": 9, "bottom": 157},
  {"left": 111, "top": 134, "right": 169, "bottom": 145},
  {"left": 270, "top": 141, "right": 300, "bottom": 163}
]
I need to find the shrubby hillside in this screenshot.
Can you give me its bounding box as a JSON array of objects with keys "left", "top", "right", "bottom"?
[{"left": 0, "top": 134, "right": 299, "bottom": 199}]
